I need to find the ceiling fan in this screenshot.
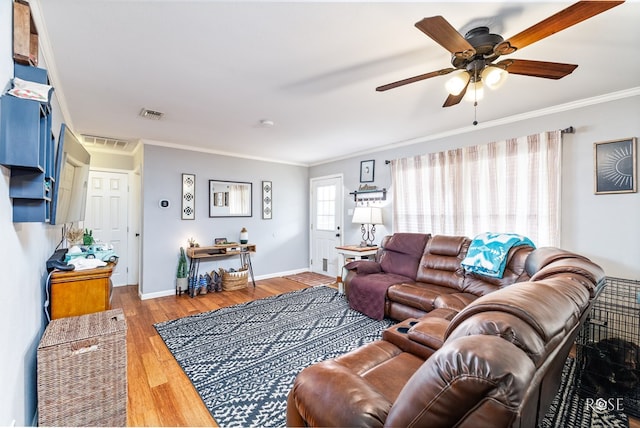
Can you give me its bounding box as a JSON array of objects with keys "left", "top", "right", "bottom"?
[{"left": 376, "top": 1, "right": 624, "bottom": 109}]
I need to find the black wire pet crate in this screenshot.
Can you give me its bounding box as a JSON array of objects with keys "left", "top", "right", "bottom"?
[{"left": 576, "top": 277, "right": 640, "bottom": 418}]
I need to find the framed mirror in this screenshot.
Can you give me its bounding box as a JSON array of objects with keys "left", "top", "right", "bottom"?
[{"left": 209, "top": 180, "right": 252, "bottom": 217}]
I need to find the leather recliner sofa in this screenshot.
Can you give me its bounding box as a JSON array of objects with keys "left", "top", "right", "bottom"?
[
  {"left": 344, "top": 233, "right": 535, "bottom": 321},
  {"left": 287, "top": 236, "right": 605, "bottom": 427}
]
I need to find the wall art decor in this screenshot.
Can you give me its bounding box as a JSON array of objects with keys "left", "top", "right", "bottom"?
[
  {"left": 594, "top": 137, "right": 637, "bottom": 194},
  {"left": 262, "top": 180, "right": 272, "bottom": 219},
  {"left": 181, "top": 173, "right": 196, "bottom": 220},
  {"left": 360, "top": 159, "right": 375, "bottom": 183},
  {"left": 209, "top": 180, "right": 252, "bottom": 217}
]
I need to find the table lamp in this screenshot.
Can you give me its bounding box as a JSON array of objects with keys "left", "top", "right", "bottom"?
[{"left": 352, "top": 206, "right": 383, "bottom": 247}]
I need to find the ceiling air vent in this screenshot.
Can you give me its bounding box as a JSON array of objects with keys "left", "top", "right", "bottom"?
[
  {"left": 82, "top": 134, "right": 135, "bottom": 152},
  {"left": 139, "top": 108, "right": 164, "bottom": 120}
]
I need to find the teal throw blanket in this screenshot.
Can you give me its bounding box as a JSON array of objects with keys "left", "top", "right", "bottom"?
[{"left": 461, "top": 232, "right": 535, "bottom": 278}]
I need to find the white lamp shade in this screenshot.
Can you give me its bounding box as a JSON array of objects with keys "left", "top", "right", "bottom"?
[
  {"left": 463, "top": 80, "right": 484, "bottom": 102},
  {"left": 482, "top": 66, "right": 508, "bottom": 90},
  {"left": 352, "top": 206, "right": 383, "bottom": 225},
  {"left": 445, "top": 71, "right": 470, "bottom": 96}
]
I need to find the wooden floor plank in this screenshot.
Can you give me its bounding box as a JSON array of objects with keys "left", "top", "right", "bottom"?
[{"left": 114, "top": 278, "right": 309, "bottom": 426}]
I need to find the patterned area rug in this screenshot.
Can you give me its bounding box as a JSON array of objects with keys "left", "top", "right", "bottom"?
[
  {"left": 156, "top": 287, "right": 626, "bottom": 427},
  {"left": 540, "top": 357, "right": 628, "bottom": 427},
  {"left": 283, "top": 271, "right": 335, "bottom": 286},
  {"left": 154, "top": 286, "right": 394, "bottom": 427}
]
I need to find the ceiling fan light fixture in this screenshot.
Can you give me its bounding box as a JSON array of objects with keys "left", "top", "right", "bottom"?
[
  {"left": 463, "top": 80, "right": 484, "bottom": 103},
  {"left": 482, "top": 66, "right": 508, "bottom": 90},
  {"left": 445, "top": 71, "right": 470, "bottom": 96}
]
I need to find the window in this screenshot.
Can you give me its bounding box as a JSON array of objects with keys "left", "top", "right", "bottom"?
[
  {"left": 315, "top": 184, "right": 336, "bottom": 231},
  {"left": 391, "top": 131, "right": 561, "bottom": 246}
]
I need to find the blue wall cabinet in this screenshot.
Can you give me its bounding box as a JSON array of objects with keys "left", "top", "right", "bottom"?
[{"left": 0, "top": 65, "right": 55, "bottom": 222}]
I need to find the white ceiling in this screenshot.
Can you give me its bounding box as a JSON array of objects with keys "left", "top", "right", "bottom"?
[{"left": 32, "top": 1, "right": 640, "bottom": 166}]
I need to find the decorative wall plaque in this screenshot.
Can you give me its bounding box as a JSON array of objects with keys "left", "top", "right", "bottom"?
[
  {"left": 182, "top": 173, "right": 195, "bottom": 220},
  {"left": 262, "top": 180, "right": 272, "bottom": 219}
]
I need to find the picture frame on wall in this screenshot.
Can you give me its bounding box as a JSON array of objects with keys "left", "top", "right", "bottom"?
[
  {"left": 209, "top": 180, "right": 252, "bottom": 217},
  {"left": 181, "top": 173, "right": 195, "bottom": 220},
  {"left": 594, "top": 137, "right": 637, "bottom": 194},
  {"left": 360, "top": 160, "right": 375, "bottom": 183}
]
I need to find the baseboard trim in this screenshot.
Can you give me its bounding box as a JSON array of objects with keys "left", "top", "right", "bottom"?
[{"left": 138, "top": 267, "right": 311, "bottom": 300}]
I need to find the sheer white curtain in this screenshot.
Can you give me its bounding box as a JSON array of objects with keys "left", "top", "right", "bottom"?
[
  {"left": 229, "top": 184, "right": 249, "bottom": 215},
  {"left": 391, "top": 131, "right": 561, "bottom": 246}
]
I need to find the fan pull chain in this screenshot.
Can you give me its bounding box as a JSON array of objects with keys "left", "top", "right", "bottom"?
[
  {"left": 472, "top": 83, "right": 479, "bottom": 125},
  {"left": 473, "top": 101, "right": 478, "bottom": 126}
]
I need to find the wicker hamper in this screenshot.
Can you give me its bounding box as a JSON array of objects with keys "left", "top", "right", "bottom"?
[
  {"left": 220, "top": 267, "right": 249, "bottom": 290},
  {"left": 37, "top": 309, "right": 127, "bottom": 427}
]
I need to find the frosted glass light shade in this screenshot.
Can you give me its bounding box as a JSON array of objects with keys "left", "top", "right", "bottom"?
[
  {"left": 463, "top": 81, "right": 484, "bottom": 102},
  {"left": 445, "top": 71, "right": 471, "bottom": 96},
  {"left": 352, "top": 206, "right": 383, "bottom": 225},
  {"left": 482, "top": 66, "right": 508, "bottom": 90}
]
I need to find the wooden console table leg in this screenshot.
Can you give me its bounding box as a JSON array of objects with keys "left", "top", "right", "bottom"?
[
  {"left": 242, "top": 253, "right": 256, "bottom": 287},
  {"left": 188, "top": 258, "right": 199, "bottom": 280}
]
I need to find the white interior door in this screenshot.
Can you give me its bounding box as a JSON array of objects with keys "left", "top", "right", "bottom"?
[
  {"left": 310, "top": 176, "right": 343, "bottom": 277},
  {"left": 86, "top": 170, "right": 129, "bottom": 287}
]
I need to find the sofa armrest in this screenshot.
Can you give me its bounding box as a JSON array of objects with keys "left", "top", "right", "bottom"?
[
  {"left": 345, "top": 260, "right": 382, "bottom": 275},
  {"left": 288, "top": 361, "right": 391, "bottom": 427},
  {"left": 408, "top": 317, "right": 450, "bottom": 350}
]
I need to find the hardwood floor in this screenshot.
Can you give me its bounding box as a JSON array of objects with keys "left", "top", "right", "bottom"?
[
  {"left": 111, "top": 277, "right": 309, "bottom": 427},
  {"left": 114, "top": 279, "right": 640, "bottom": 427}
]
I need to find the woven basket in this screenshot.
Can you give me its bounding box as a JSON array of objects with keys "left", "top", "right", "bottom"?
[
  {"left": 37, "top": 309, "right": 127, "bottom": 427},
  {"left": 220, "top": 267, "right": 249, "bottom": 291}
]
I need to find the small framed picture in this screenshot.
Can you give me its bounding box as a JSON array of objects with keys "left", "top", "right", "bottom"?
[
  {"left": 594, "top": 137, "right": 637, "bottom": 194},
  {"left": 214, "top": 237, "right": 228, "bottom": 245},
  {"left": 360, "top": 160, "right": 375, "bottom": 183}
]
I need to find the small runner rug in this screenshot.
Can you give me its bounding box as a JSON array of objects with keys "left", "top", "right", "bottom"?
[
  {"left": 154, "top": 286, "right": 394, "bottom": 427},
  {"left": 283, "top": 271, "right": 335, "bottom": 286}
]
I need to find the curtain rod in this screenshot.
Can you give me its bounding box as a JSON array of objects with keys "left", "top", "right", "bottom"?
[{"left": 384, "top": 126, "right": 575, "bottom": 165}]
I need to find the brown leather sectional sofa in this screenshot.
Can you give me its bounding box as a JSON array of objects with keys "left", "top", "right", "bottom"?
[{"left": 287, "top": 232, "right": 605, "bottom": 427}]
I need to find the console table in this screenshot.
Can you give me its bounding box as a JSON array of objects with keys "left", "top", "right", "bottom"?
[{"left": 186, "top": 243, "right": 256, "bottom": 287}]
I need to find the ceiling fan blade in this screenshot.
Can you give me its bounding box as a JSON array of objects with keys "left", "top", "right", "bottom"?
[
  {"left": 415, "top": 16, "right": 475, "bottom": 59},
  {"left": 376, "top": 68, "right": 455, "bottom": 92},
  {"left": 498, "top": 59, "right": 578, "bottom": 79},
  {"left": 495, "top": 1, "right": 624, "bottom": 55},
  {"left": 442, "top": 81, "right": 469, "bottom": 108}
]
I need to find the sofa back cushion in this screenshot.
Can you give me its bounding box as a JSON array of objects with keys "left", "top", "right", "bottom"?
[
  {"left": 415, "top": 235, "right": 470, "bottom": 291},
  {"left": 524, "top": 246, "right": 587, "bottom": 276},
  {"left": 445, "top": 276, "right": 592, "bottom": 365},
  {"left": 379, "top": 233, "right": 431, "bottom": 280},
  {"left": 385, "top": 335, "right": 535, "bottom": 428},
  {"left": 530, "top": 258, "right": 605, "bottom": 298},
  {"left": 462, "top": 245, "right": 534, "bottom": 296}
]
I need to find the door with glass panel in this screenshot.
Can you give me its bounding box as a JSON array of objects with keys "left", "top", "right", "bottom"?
[{"left": 310, "top": 176, "right": 343, "bottom": 278}]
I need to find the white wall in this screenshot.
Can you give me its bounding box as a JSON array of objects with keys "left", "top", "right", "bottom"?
[
  {"left": 140, "top": 144, "right": 309, "bottom": 298},
  {"left": 311, "top": 94, "right": 640, "bottom": 280},
  {"left": 0, "top": 0, "right": 64, "bottom": 424}
]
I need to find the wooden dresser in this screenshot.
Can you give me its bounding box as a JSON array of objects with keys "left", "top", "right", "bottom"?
[{"left": 50, "top": 262, "right": 116, "bottom": 319}]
